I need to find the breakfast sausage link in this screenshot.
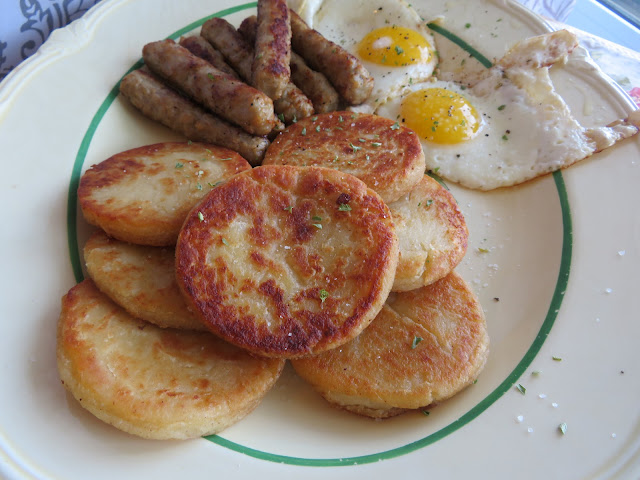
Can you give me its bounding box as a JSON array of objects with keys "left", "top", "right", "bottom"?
[
  {"left": 179, "top": 35, "right": 239, "bottom": 79},
  {"left": 142, "top": 39, "right": 275, "bottom": 136},
  {"left": 119, "top": 69, "right": 269, "bottom": 165},
  {"left": 289, "top": 10, "right": 373, "bottom": 106},
  {"left": 251, "top": 0, "right": 291, "bottom": 100},
  {"left": 203, "top": 17, "right": 312, "bottom": 124},
  {"left": 240, "top": 15, "right": 339, "bottom": 114}
]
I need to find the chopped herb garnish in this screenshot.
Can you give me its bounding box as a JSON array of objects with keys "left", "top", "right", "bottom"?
[
  {"left": 207, "top": 73, "right": 215, "bottom": 80},
  {"left": 319, "top": 289, "right": 329, "bottom": 303},
  {"left": 312, "top": 223, "right": 322, "bottom": 229},
  {"left": 196, "top": 183, "right": 203, "bottom": 190},
  {"left": 558, "top": 422, "right": 567, "bottom": 435},
  {"left": 219, "top": 157, "right": 232, "bottom": 161},
  {"left": 531, "top": 370, "right": 541, "bottom": 376},
  {"left": 312, "top": 116, "right": 318, "bottom": 121},
  {"left": 349, "top": 142, "right": 362, "bottom": 152},
  {"left": 198, "top": 211, "right": 204, "bottom": 222},
  {"left": 338, "top": 203, "right": 352, "bottom": 211},
  {"left": 284, "top": 206, "right": 293, "bottom": 213},
  {"left": 292, "top": 114, "right": 297, "bottom": 123},
  {"left": 425, "top": 199, "right": 433, "bottom": 207},
  {"left": 301, "top": 127, "right": 307, "bottom": 135},
  {"left": 312, "top": 216, "right": 322, "bottom": 222},
  {"left": 339, "top": 115, "right": 344, "bottom": 123},
  {"left": 358, "top": 138, "right": 366, "bottom": 143},
  {"left": 502, "top": 134, "right": 509, "bottom": 141},
  {"left": 516, "top": 384, "right": 526, "bottom": 395},
  {"left": 421, "top": 410, "right": 430, "bottom": 416},
  {"left": 316, "top": 126, "right": 321, "bottom": 132},
  {"left": 371, "top": 142, "right": 382, "bottom": 147},
  {"left": 552, "top": 356, "right": 562, "bottom": 361},
  {"left": 477, "top": 247, "right": 489, "bottom": 253},
  {"left": 498, "top": 104, "right": 506, "bottom": 111},
  {"left": 395, "top": 45, "right": 404, "bottom": 55},
  {"left": 390, "top": 122, "right": 400, "bottom": 130},
  {"left": 221, "top": 238, "right": 229, "bottom": 245},
  {"left": 411, "top": 336, "right": 423, "bottom": 349},
  {"left": 333, "top": 155, "right": 339, "bottom": 162},
  {"left": 277, "top": 113, "right": 285, "bottom": 122},
  {"left": 465, "top": 23, "right": 471, "bottom": 28},
  {"left": 175, "top": 162, "right": 184, "bottom": 169}
]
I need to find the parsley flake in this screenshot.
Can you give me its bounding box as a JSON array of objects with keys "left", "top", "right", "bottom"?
[
  {"left": 284, "top": 206, "right": 293, "bottom": 213},
  {"left": 312, "top": 216, "right": 322, "bottom": 222},
  {"left": 207, "top": 73, "right": 215, "bottom": 80},
  {"left": 312, "top": 223, "right": 323, "bottom": 229},
  {"left": 552, "top": 356, "right": 563, "bottom": 361},
  {"left": 319, "top": 289, "right": 329, "bottom": 303},
  {"left": 558, "top": 422, "right": 567, "bottom": 435},
  {"left": 197, "top": 211, "right": 204, "bottom": 222},
  {"left": 349, "top": 142, "right": 362, "bottom": 152},
  {"left": 411, "top": 336, "right": 423, "bottom": 349},
  {"left": 175, "top": 162, "right": 184, "bottom": 169},
  {"left": 498, "top": 104, "right": 506, "bottom": 111},
  {"left": 516, "top": 384, "right": 526, "bottom": 395},
  {"left": 338, "top": 203, "right": 352, "bottom": 211},
  {"left": 390, "top": 122, "right": 400, "bottom": 130},
  {"left": 301, "top": 127, "right": 307, "bottom": 136},
  {"left": 371, "top": 142, "right": 382, "bottom": 147},
  {"left": 421, "top": 410, "right": 430, "bottom": 416},
  {"left": 395, "top": 45, "right": 404, "bottom": 55},
  {"left": 221, "top": 238, "right": 229, "bottom": 245}
]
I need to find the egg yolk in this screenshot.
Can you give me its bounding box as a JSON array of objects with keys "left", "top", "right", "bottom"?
[
  {"left": 357, "top": 26, "right": 432, "bottom": 66},
  {"left": 400, "top": 87, "right": 481, "bottom": 144}
]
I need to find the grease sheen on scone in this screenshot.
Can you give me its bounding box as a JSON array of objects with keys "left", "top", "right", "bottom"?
[
  {"left": 78, "top": 142, "right": 251, "bottom": 246},
  {"left": 56, "top": 280, "right": 285, "bottom": 439},
  {"left": 175, "top": 165, "right": 399, "bottom": 358},
  {"left": 84, "top": 229, "right": 205, "bottom": 331},
  {"left": 262, "top": 112, "right": 425, "bottom": 203},
  {"left": 388, "top": 175, "right": 468, "bottom": 291},
  {"left": 291, "top": 271, "right": 489, "bottom": 418}
]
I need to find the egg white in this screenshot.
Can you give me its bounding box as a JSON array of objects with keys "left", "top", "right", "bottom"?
[{"left": 310, "top": 0, "right": 437, "bottom": 112}]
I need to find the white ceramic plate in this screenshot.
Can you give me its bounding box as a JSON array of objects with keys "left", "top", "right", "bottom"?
[{"left": 0, "top": 0, "right": 638, "bottom": 478}]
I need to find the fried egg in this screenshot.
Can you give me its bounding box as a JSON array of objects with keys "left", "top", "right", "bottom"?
[
  {"left": 376, "top": 30, "right": 640, "bottom": 190},
  {"left": 311, "top": 0, "right": 437, "bottom": 112}
]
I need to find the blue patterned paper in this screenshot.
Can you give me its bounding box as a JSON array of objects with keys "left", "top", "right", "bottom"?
[{"left": 0, "top": 0, "right": 103, "bottom": 80}]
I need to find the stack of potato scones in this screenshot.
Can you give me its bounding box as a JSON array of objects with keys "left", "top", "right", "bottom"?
[{"left": 56, "top": 0, "right": 489, "bottom": 440}]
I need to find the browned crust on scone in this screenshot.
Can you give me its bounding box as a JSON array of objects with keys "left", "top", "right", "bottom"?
[
  {"left": 175, "top": 165, "right": 398, "bottom": 358},
  {"left": 83, "top": 230, "right": 206, "bottom": 331},
  {"left": 57, "top": 279, "right": 285, "bottom": 440},
  {"left": 388, "top": 175, "right": 468, "bottom": 291},
  {"left": 78, "top": 142, "right": 252, "bottom": 246},
  {"left": 291, "top": 272, "right": 489, "bottom": 417},
  {"left": 263, "top": 112, "right": 425, "bottom": 203}
]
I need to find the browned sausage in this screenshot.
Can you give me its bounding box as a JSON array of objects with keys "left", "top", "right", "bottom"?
[
  {"left": 202, "top": 18, "right": 313, "bottom": 124},
  {"left": 142, "top": 39, "right": 275, "bottom": 136},
  {"left": 179, "top": 35, "right": 239, "bottom": 78},
  {"left": 119, "top": 69, "right": 269, "bottom": 165},
  {"left": 239, "top": 15, "right": 339, "bottom": 114},
  {"left": 251, "top": 0, "right": 291, "bottom": 100},
  {"left": 289, "top": 10, "right": 373, "bottom": 106}
]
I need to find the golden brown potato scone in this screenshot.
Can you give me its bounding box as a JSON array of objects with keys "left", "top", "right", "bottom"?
[
  {"left": 291, "top": 271, "right": 489, "bottom": 418},
  {"left": 78, "top": 142, "right": 252, "bottom": 246},
  {"left": 388, "top": 175, "right": 468, "bottom": 291},
  {"left": 175, "top": 165, "right": 398, "bottom": 359},
  {"left": 56, "top": 279, "right": 285, "bottom": 440},
  {"left": 84, "top": 229, "right": 205, "bottom": 331},
  {"left": 262, "top": 112, "right": 425, "bottom": 203}
]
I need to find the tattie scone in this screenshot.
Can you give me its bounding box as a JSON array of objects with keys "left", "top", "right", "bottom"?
[
  {"left": 388, "top": 174, "right": 468, "bottom": 291},
  {"left": 262, "top": 112, "right": 425, "bottom": 203},
  {"left": 84, "top": 229, "right": 205, "bottom": 331},
  {"left": 78, "top": 142, "right": 252, "bottom": 246},
  {"left": 56, "top": 280, "right": 285, "bottom": 440},
  {"left": 291, "top": 271, "right": 489, "bottom": 418},
  {"left": 175, "top": 165, "right": 399, "bottom": 358}
]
